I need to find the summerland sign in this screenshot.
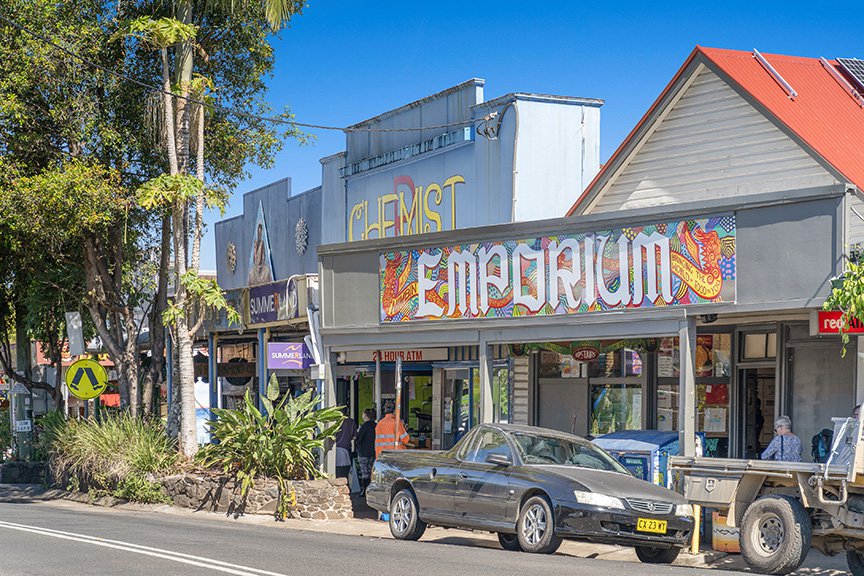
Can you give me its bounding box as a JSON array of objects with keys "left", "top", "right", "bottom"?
[{"left": 379, "top": 216, "right": 737, "bottom": 323}]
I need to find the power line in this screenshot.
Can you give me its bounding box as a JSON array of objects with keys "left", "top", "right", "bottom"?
[{"left": 0, "top": 14, "right": 476, "bottom": 134}]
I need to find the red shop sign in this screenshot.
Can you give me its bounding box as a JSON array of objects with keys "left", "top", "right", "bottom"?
[
  {"left": 817, "top": 311, "right": 864, "bottom": 334},
  {"left": 572, "top": 346, "right": 600, "bottom": 362}
]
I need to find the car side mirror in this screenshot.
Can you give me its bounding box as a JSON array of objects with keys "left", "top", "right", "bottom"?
[{"left": 486, "top": 453, "right": 511, "bottom": 466}]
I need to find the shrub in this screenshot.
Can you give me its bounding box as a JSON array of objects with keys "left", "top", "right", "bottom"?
[
  {"left": 197, "top": 375, "right": 344, "bottom": 519},
  {"left": 0, "top": 409, "right": 11, "bottom": 461},
  {"left": 50, "top": 414, "right": 177, "bottom": 500},
  {"left": 113, "top": 475, "right": 171, "bottom": 504},
  {"left": 34, "top": 410, "right": 67, "bottom": 461}
]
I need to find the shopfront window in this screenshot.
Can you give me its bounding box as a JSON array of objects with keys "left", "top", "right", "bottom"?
[
  {"left": 405, "top": 376, "right": 433, "bottom": 448},
  {"left": 588, "top": 349, "right": 643, "bottom": 378},
  {"left": 742, "top": 333, "right": 777, "bottom": 360},
  {"left": 444, "top": 369, "right": 475, "bottom": 449},
  {"left": 492, "top": 364, "right": 511, "bottom": 424},
  {"left": 590, "top": 383, "right": 642, "bottom": 435},
  {"left": 589, "top": 348, "right": 644, "bottom": 436},
  {"left": 656, "top": 333, "right": 732, "bottom": 457}
]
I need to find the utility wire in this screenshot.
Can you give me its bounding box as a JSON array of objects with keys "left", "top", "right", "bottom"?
[{"left": 0, "top": 14, "right": 476, "bottom": 134}]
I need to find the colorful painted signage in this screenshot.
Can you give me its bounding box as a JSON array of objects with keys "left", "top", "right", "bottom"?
[
  {"left": 349, "top": 173, "right": 466, "bottom": 241},
  {"left": 815, "top": 310, "right": 864, "bottom": 334},
  {"left": 267, "top": 342, "right": 314, "bottom": 370},
  {"left": 380, "top": 216, "right": 736, "bottom": 322}
]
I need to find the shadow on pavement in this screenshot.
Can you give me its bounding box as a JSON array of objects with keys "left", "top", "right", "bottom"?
[
  {"left": 0, "top": 483, "right": 59, "bottom": 503},
  {"left": 709, "top": 550, "right": 849, "bottom": 575}
]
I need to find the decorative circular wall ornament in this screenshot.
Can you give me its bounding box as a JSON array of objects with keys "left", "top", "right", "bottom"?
[
  {"left": 226, "top": 242, "right": 237, "bottom": 274},
  {"left": 295, "top": 217, "right": 308, "bottom": 255}
]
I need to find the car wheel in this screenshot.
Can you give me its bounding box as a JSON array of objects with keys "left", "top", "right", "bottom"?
[
  {"left": 517, "top": 495, "right": 562, "bottom": 554},
  {"left": 847, "top": 550, "right": 864, "bottom": 576},
  {"left": 739, "top": 495, "right": 811, "bottom": 575},
  {"left": 635, "top": 545, "right": 681, "bottom": 564},
  {"left": 389, "top": 488, "right": 426, "bottom": 541},
  {"left": 498, "top": 532, "right": 522, "bottom": 551}
]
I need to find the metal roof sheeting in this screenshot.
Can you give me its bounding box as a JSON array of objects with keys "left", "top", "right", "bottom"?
[
  {"left": 568, "top": 47, "right": 864, "bottom": 216},
  {"left": 701, "top": 47, "right": 864, "bottom": 191}
]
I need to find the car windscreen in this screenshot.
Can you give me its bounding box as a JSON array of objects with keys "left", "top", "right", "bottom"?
[{"left": 512, "top": 432, "right": 629, "bottom": 473}]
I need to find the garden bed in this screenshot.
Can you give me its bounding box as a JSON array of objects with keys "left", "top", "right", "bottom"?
[{"left": 159, "top": 473, "right": 352, "bottom": 519}]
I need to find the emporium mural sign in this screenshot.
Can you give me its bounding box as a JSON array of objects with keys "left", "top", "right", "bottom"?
[{"left": 379, "top": 215, "right": 736, "bottom": 323}]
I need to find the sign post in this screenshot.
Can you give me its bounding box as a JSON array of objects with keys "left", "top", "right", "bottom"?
[
  {"left": 10, "top": 382, "right": 32, "bottom": 460},
  {"left": 394, "top": 358, "right": 402, "bottom": 450}
]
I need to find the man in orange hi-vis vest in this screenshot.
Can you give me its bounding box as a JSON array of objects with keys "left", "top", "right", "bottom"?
[{"left": 375, "top": 400, "right": 411, "bottom": 457}]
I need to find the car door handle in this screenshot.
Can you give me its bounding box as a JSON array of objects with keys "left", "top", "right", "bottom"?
[{"left": 459, "top": 472, "right": 469, "bottom": 479}]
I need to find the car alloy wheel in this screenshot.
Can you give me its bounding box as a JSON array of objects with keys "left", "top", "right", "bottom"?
[
  {"left": 522, "top": 503, "right": 548, "bottom": 546},
  {"left": 517, "top": 495, "right": 562, "bottom": 554},
  {"left": 392, "top": 493, "right": 413, "bottom": 535},
  {"left": 388, "top": 488, "right": 427, "bottom": 541}
]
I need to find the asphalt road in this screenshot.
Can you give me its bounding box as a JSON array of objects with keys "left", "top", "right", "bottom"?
[{"left": 0, "top": 499, "right": 740, "bottom": 576}]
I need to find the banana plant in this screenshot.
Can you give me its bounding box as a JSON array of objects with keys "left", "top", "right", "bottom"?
[{"left": 198, "top": 374, "right": 344, "bottom": 519}]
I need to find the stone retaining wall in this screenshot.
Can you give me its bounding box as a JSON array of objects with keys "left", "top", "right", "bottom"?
[
  {"left": 0, "top": 461, "right": 46, "bottom": 484},
  {"left": 159, "top": 474, "right": 353, "bottom": 519}
]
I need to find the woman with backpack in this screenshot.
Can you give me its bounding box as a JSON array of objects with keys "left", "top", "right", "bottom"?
[{"left": 761, "top": 416, "right": 802, "bottom": 462}]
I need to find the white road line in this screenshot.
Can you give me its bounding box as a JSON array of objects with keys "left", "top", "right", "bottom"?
[{"left": 0, "top": 520, "right": 289, "bottom": 576}]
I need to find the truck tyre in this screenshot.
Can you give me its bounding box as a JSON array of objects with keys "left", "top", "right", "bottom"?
[
  {"left": 389, "top": 488, "right": 426, "bottom": 541},
  {"left": 635, "top": 545, "right": 681, "bottom": 564},
  {"left": 739, "top": 495, "right": 811, "bottom": 575},
  {"left": 847, "top": 550, "right": 864, "bottom": 575},
  {"left": 498, "top": 533, "right": 522, "bottom": 551},
  {"left": 517, "top": 495, "right": 562, "bottom": 554}
]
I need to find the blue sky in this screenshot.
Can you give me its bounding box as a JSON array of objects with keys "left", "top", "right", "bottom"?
[{"left": 200, "top": 0, "right": 864, "bottom": 269}]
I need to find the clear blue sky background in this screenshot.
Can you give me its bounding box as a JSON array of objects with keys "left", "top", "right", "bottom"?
[{"left": 200, "top": 0, "right": 864, "bottom": 270}]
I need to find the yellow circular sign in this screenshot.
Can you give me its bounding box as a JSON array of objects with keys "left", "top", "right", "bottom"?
[{"left": 65, "top": 359, "right": 109, "bottom": 400}]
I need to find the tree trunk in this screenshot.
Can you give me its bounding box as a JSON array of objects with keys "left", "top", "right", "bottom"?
[
  {"left": 161, "top": 48, "right": 179, "bottom": 176},
  {"left": 190, "top": 103, "right": 205, "bottom": 273},
  {"left": 142, "top": 214, "right": 171, "bottom": 415},
  {"left": 81, "top": 237, "right": 139, "bottom": 414},
  {"left": 175, "top": 0, "right": 194, "bottom": 178},
  {"left": 172, "top": 200, "right": 197, "bottom": 457}
]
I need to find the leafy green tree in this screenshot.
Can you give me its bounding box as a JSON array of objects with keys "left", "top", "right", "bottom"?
[
  {"left": 824, "top": 263, "right": 864, "bottom": 355},
  {"left": 1, "top": 0, "right": 307, "bottom": 430},
  {"left": 122, "top": 0, "right": 308, "bottom": 455}
]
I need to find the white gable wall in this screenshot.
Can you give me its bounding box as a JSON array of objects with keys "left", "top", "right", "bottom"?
[
  {"left": 848, "top": 191, "right": 864, "bottom": 246},
  {"left": 585, "top": 67, "right": 838, "bottom": 214}
]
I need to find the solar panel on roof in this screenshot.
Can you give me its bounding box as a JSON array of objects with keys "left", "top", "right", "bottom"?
[{"left": 838, "top": 58, "right": 864, "bottom": 91}]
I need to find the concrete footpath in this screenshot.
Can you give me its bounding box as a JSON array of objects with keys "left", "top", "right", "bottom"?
[{"left": 0, "top": 484, "right": 849, "bottom": 575}]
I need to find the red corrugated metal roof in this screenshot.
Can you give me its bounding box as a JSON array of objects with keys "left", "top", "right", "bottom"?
[
  {"left": 567, "top": 47, "right": 864, "bottom": 216},
  {"left": 702, "top": 47, "right": 864, "bottom": 190}
]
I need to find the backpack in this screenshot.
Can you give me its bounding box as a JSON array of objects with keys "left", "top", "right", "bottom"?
[{"left": 812, "top": 428, "right": 834, "bottom": 463}]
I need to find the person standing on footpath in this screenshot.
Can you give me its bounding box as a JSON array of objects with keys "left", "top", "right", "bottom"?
[
  {"left": 334, "top": 407, "right": 357, "bottom": 480},
  {"left": 355, "top": 408, "right": 377, "bottom": 497},
  {"left": 375, "top": 400, "right": 411, "bottom": 457},
  {"left": 761, "top": 416, "right": 802, "bottom": 462}
]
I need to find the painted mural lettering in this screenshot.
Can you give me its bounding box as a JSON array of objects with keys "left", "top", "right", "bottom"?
[
  {"left": 379, "top": 216, "right": 736, "bottom": 322},
  {"left": 349, "top": 174, "right": 465, "bottom": 241}
]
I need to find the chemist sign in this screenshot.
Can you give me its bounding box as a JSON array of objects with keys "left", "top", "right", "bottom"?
[{"left": 65, "top": 358, "right": 109, "bottom": 400}]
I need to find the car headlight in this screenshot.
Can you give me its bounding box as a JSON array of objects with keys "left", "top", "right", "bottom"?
[
  {"left": 573, "top": 490, "right": 625, "bottom": 510},
  {"left": 675, "top": 503, "right": 694, "bottom": 517}
]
